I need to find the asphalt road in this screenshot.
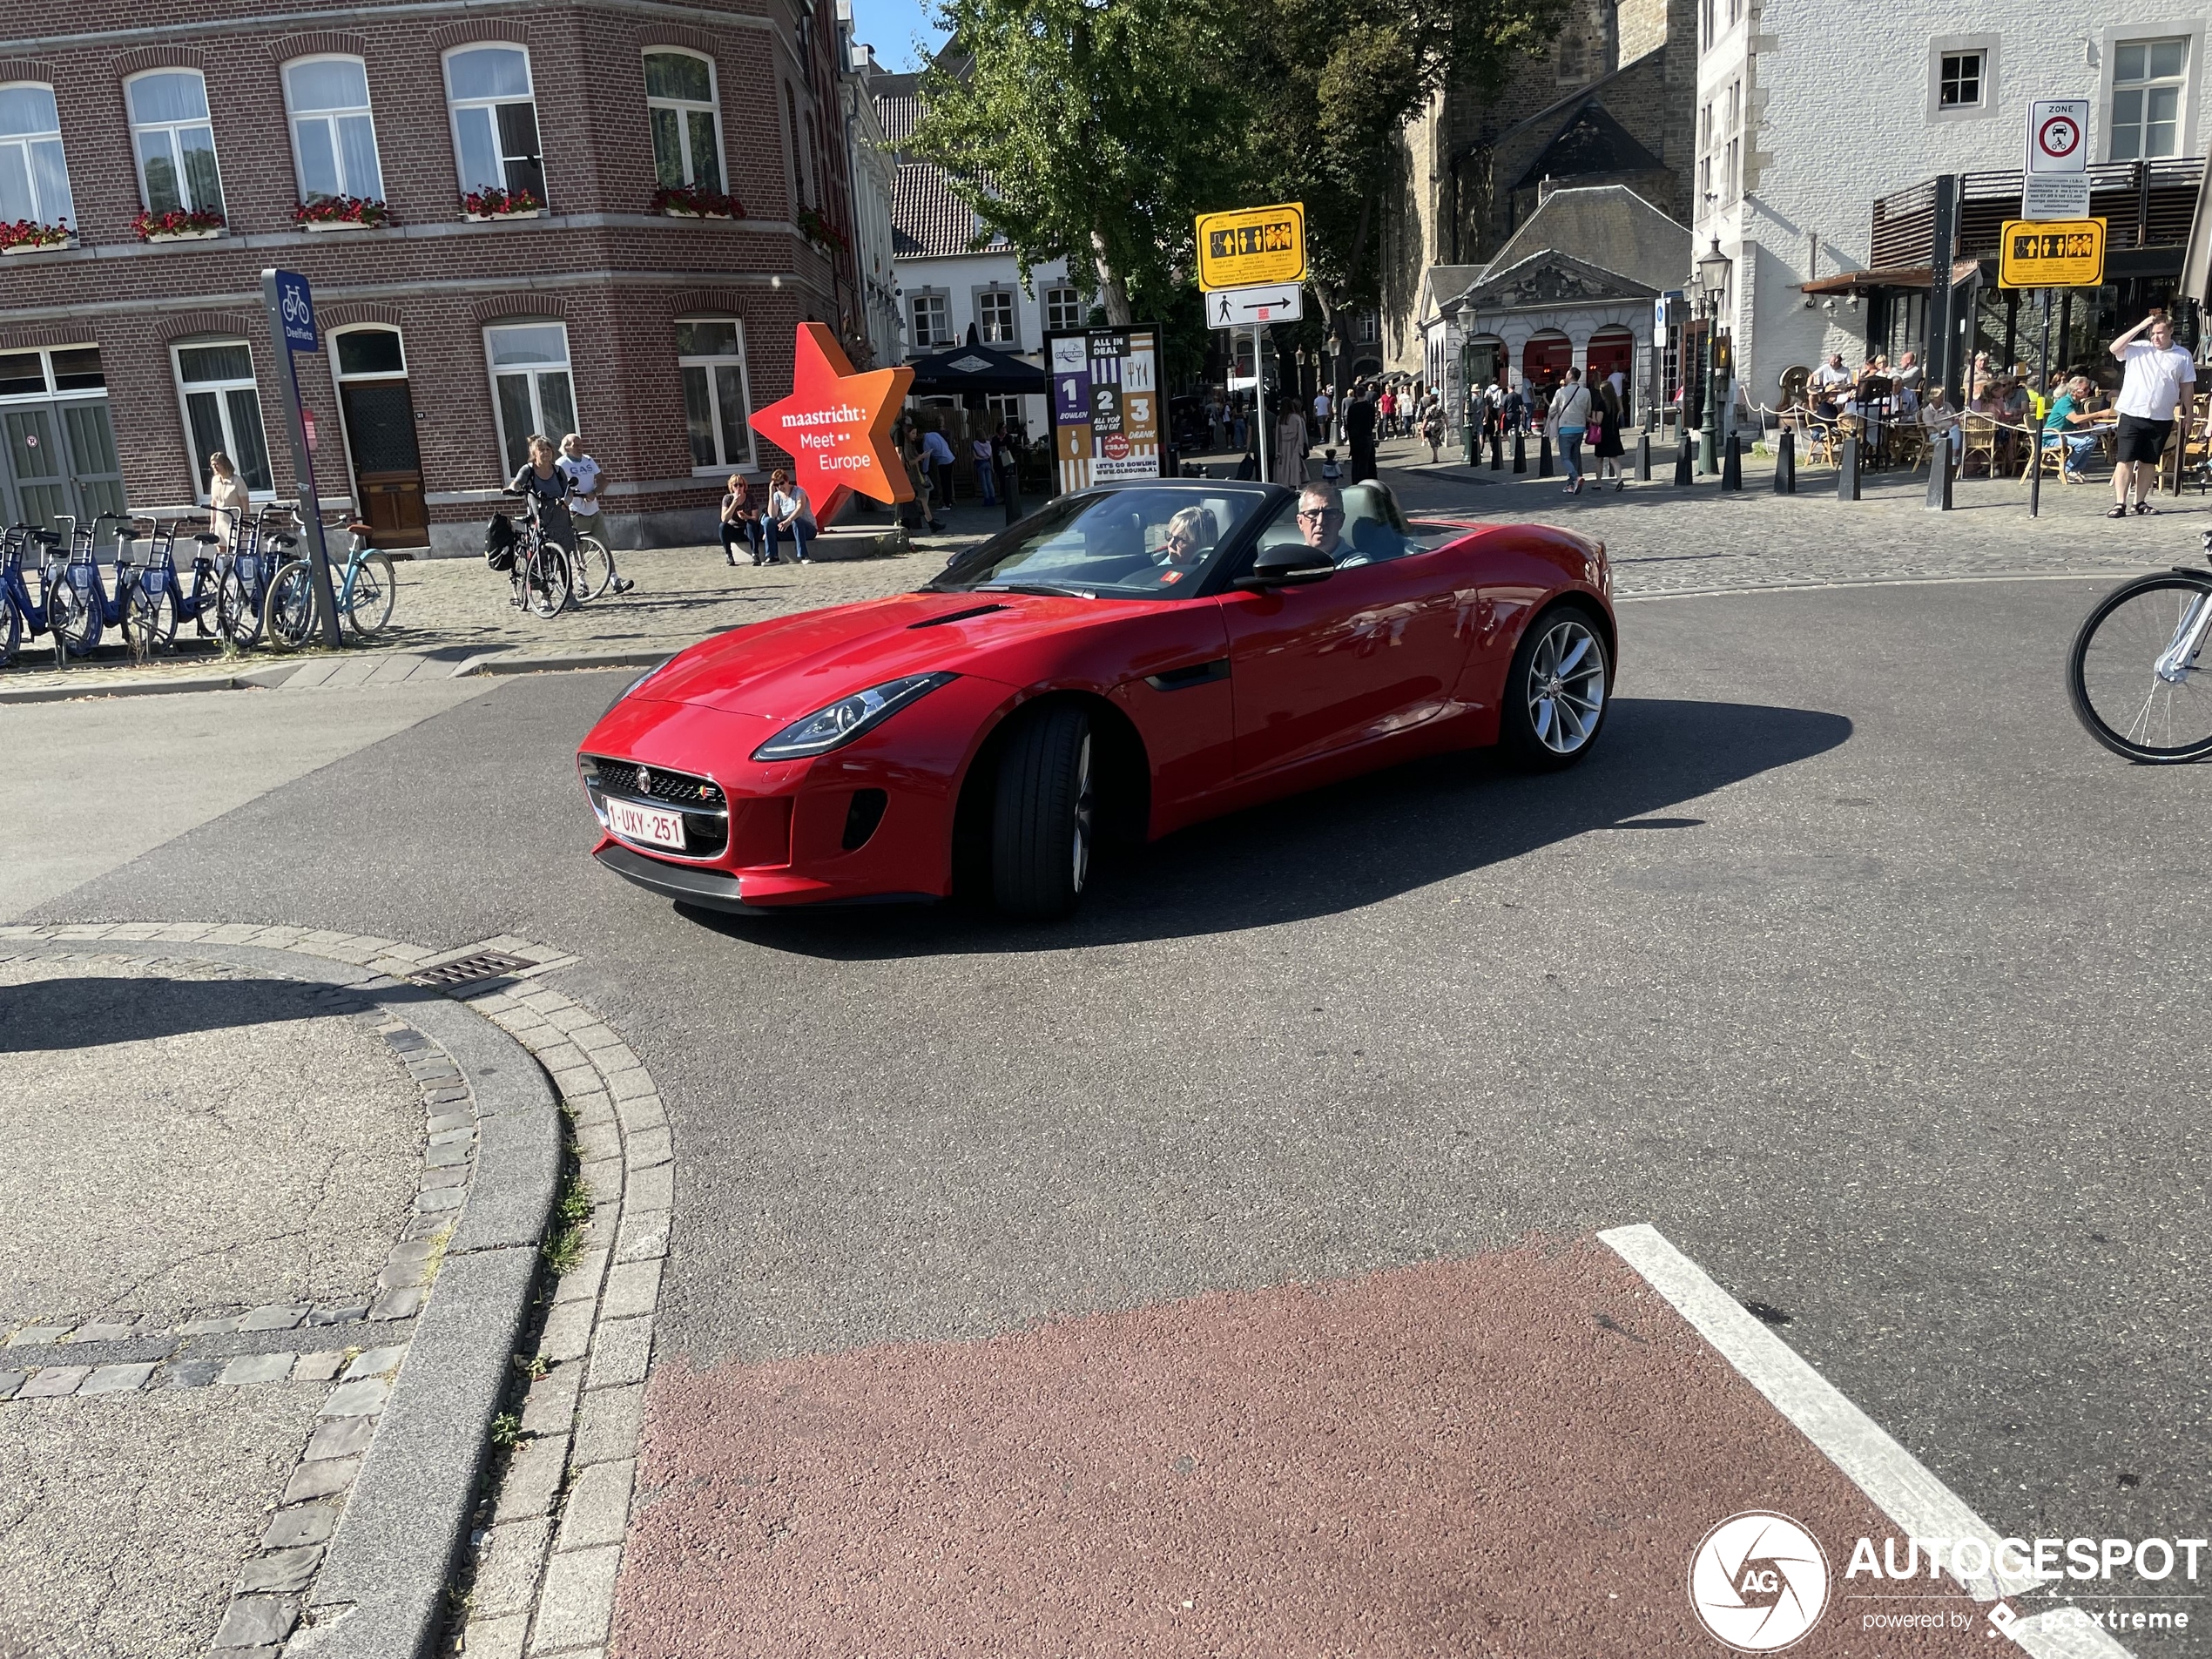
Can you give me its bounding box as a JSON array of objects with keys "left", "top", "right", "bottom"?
[{"left": 26, "top": 573, "right": 2212, "bottom": 1642}]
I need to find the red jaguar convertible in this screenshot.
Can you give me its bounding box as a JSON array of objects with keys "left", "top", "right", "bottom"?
[{"left": 577, "top": 479, "right": 1613, "bottom": 920}]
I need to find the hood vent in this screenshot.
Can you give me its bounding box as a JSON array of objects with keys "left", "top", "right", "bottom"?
[{"left": 908, "top": 603, "right": 1008, "bottom": 629}]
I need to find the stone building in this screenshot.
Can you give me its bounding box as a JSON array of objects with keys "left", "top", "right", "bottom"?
[
  {"left": 1696, "top": 2, "right": 2211, "bottom": 408},
  {"left": 0, "top": 0, "right": 873, "bottom": 553},
  {"left": 1379, "top": 0, "right": 1698, "bottom": 374}
]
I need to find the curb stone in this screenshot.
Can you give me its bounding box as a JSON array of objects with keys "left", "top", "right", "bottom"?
[{"left": 0, "top": 924, "right": 586, "bottom": 1659}]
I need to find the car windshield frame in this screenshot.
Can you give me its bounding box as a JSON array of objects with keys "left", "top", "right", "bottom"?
[{"left": 922, "top": 482, "right": 1285, "bottom": 600}]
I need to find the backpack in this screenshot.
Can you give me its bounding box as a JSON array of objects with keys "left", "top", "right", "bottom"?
[{"left": 483, "top": 512, "right": 516, "bottom": 571}]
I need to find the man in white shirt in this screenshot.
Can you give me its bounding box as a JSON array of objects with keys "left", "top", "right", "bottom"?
[
  {"left": 556, "top": 432, "right": 634, "bottom": 594},
  {"left": 1810, "top": 353, "right": 1851, "bottom": 415},
  {"left": 1312, "top": 388, "right": 1333, "bottom": 443},
  {"left": 2107, "top": 310, "right": 2197, "bottom": 516}
]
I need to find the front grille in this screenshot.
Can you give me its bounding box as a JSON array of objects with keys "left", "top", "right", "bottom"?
[{"left": 585, "top": 756, "right": 725, "bottom": 809}]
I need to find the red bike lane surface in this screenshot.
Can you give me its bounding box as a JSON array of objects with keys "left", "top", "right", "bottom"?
[{"left": 612, "top": 1241, "right": 1989, "bottom": 1657}]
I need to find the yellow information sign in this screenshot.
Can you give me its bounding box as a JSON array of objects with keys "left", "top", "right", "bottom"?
[
  {"left": 1196, "top": 202, "right": 1306, "bottom": 291},
  {"left": 1999, "top": 218, "right": 2106, "bottom": 288}
]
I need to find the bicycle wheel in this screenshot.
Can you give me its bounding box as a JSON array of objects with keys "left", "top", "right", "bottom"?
[
  {"left": 217, "top": 569, "right": 261, "bottom": 647},
  {"left": 523, "top": 546, "right": 573, "bottom": 618},
  {"left": 125, "top": 582, "right": 176, "bottom": 664},
  {"left": 342, "top": 552, "right": 397, "bottom": 639},
  {"left": 261, "top": 561, "right": 317, "bottom": 652},
  {"left": 570, "top": 536, "right": 614, "bottom": 602},
  {"left": 2068, "top": 570, "right": 2212, "bottom": 763},
  {"left": 1, "top": 597, "right": 19, "bottom": 668},
  {"left": 49, "top": 571, "right": 92, "bottom": 658}
]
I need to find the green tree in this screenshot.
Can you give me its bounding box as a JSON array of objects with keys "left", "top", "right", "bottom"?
[
  {"left": 1246, "top": 0, "right": 1572, "bottom": 399},
  {"left": 910, "top": 0, "right": 1252, "bottom": 325}
]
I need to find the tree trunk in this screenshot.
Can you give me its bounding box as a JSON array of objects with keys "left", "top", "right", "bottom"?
[{"left": 1091, "top": 229, "right": 1133, "bottom": 326}]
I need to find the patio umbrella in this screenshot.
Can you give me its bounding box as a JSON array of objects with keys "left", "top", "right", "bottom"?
[{"left": 903, "top": 324, "right": 1048, "bottom": 395}]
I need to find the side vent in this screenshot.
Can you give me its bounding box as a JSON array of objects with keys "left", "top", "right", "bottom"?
[
  {"left": 841, "top": 788, "right": 889, "bottom": 851},
  {"left": 908, "top": 604, "right": 1008, "bottom": 629}
]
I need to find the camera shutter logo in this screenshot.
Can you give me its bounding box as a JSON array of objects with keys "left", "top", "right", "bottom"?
[{"left": 1688, "top": 1512, "right": 1831, "bottom": 1652}]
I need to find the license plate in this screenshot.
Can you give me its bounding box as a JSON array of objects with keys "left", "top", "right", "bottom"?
[{"left": 606, "top": 796, "right": 685, "bottom": 851}]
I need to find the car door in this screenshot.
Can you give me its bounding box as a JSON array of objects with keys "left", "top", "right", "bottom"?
[{"left": 1219, "top": 492, "right": 1472, "bottom": 781}]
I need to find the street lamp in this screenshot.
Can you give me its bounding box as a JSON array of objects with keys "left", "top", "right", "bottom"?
[{"left": 1695, "top": 236, "right": 1730, "bottom": 475}]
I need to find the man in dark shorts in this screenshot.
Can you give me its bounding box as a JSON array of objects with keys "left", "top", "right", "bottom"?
[{"left": 2106, "top": 310, "right": 2198, "bottom": 517}]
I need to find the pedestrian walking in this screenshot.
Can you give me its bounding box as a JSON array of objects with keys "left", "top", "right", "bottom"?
[
  {"left": 1345, "top": 385, "right": 1377, "bottom": 482},
  {"left": 1550, "top": 369, "right": 1593, "bottom": 494},
  {"left": 718, "top": 473, "right": 764, "bottom": 565},
  {"left": 1592, "top": 374, "right": 1625, "bottom": 489},
  {"left": 1320, "top": 448, "right": 1344, "bottom": 487},
  {"left": 510, "top": 435, "right": 574, "bottom": 550},
  {"left": 1503, "top": 377, "right": 1527, "bottom": 435},
  {"left": 1312, "top": 386, "right": 1333, "bottom": 445},
  {"left": 1273, "top": 402, "right": 1310, "bottom": 486},
  {"left": 557, "top": 432, "right": 635, "bottom": 592},
  {"left": 206, "top": 450, "right": 249, "bottom": 547},
  {"left": 765, "top": 467, "right": 816, "bottom": 563},
  {"left": 2105, "top": 309, "right": 2197, "bottom": 516},
  {"left": 921, "top": 421, "right": 958, "bottom": 512},
  {"left": 971, "top": 429, "right": 998, "bottom": 505}
]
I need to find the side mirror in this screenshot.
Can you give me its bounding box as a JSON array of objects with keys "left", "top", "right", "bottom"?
[{"left": 1233, "top": 546, "right": 1337, "bottom": 590}]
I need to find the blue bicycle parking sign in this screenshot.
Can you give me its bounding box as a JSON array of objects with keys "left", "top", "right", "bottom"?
[{"left": 274, "top": 270, "right": 317, "bottom": 353}]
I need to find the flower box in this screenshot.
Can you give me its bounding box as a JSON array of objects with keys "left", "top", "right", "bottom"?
[
  {"left": 652, "top": 185, "right": 745, "bottom": 220},
  {"left": 462, "top": 187, "right": 542, "bottom": 219},
  {"left": 295, "top": 194, "right": 390, "bottom": 231},
  {"left": 145, "top": 228, "right": 221, "bottom": 242},
  {"left": 134, "top": 208, "right": 226, "bottom": 241},
  {"left": 464, "top": 208, "right": 543, "bottom": 222},
  {"left": 2, "top": 237, "right": 74, "bottom": 255},
  {"left": 0, "top": 219, "right": 74, "bottom": 253},
  {"left": 300, "top": 219, "right": 372, "bottom": 232},
  {"left": 662, "top": 206, "right": 736, "bottom": 219}
]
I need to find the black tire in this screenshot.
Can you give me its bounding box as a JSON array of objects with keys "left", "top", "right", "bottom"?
[
  {"left": 343, "top": 552, "right": 397, "bottom": 639},
  {"left": 1500, "top": 600, "right": 1611, "bottom": 771},
  {"left": 49, "top": 568, "right": 92, "bottom": 659},
  {"left": 990, "top": 703, "right": 1096, "bottom": 921},
  {"left": 2068, "top": 570, "right": 2212, "bottom": 763},
  {"left": 262, "top": 561, "right": 316, "bottom": 651},
  {"left": 125, "top": 582, "right": 175, "bottom": 664},
  {"left": 1, "top": 597, "right": 19, "bottom": 668},
  {"left": 217, "top": 569, "right": 260, "bottom": 646}
]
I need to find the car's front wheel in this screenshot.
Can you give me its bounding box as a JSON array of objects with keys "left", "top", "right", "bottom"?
[
  {"left": 1501, "top": 602, "right": 1610, "bottom": 770},
  {"left": 991, "top": 703, "right": 1095, "bottom": 920}
]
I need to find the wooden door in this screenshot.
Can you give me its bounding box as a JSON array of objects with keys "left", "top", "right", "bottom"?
[{"left": 341, "top": 381, "right": 429, "bottom": 547}]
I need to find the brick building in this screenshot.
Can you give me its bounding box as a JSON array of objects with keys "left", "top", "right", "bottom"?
[{"left": 0, "top": 0, "right": 871, "bottom": 554}]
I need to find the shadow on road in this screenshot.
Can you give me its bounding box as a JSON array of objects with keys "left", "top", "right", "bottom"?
[
  {"left": 0, "top": 969, "right": 447, "bottom": 1054},
  {"left": 681, "top": 696, "right": 1852, "bottom": 959}
]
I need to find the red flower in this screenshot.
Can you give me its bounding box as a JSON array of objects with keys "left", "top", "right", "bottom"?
[
  {"left": 132, "top": 206, "right": 225, "bottom": 240},
  {"left": 462, "top": 186, "right": 542, "bottom": 218},
  {"left": 0, "top": 218, "right": 73, "bottom": 250},
  {"left": 651, "top": 183, "right": 745, "bottom": 219},
  {"left": 295, "top": 193, "right": 390, "bottom": 227}
]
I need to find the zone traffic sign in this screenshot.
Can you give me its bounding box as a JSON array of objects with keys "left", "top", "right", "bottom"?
[
  {"left": 1196, "top": 203, "right": 1306, "bottom": 292},
  {"left": 2023, "top": 98, "right": 2090, "bottom": 219}
]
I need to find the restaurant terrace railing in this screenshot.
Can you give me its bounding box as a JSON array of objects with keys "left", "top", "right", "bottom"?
[{"left": 1871, "top": 157, "right": 2205, "bottom": 270}]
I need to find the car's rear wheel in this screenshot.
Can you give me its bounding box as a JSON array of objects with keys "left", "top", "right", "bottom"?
[
  {"left": 1501, "top": 602, "right": 1610, "bottom": 770},
  {"left": 991, "top": 703, "right": 1095, "bottom": 920}
]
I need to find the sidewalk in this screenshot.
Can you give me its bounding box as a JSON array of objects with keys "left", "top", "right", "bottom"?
[{"left": 0, "top": 502, "right": 1006, "bottom": 705}]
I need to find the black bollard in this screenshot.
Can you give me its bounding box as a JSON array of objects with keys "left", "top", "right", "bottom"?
[
  {"left": 1002, "top": 475, "right": 1022, "bottom": 526},
  {"left": 1513, "top": 431, "right": 1527, "bottom": 474},
  {"left": 1774, "top": 428, "right": 1796, "bottom": 493},
  {"left": 1721, "top": 431, "right": 1743, "bottom": 491},
  {"left": 1838, "top": 436, "right": 1862, "bottom": 501},
  {"left": 1925, "top": 435, "right": 1954, "bottom": 511},
  {"left": 1538, "top": 433, "right": 1553, "bottom": 477},
  {"left": 1489, "top": 431, "right": 1503, "bottom": 471},
  {"left": 1635, "top": 430, "right": 1651, "bottom": 482},
  {"left": 1674, "top": 430, "right": 1694, "bottom": 485}
]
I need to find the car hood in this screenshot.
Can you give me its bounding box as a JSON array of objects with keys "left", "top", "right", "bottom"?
[{"left": 632, "top": 588, "right": 1130, "bottom": 718}]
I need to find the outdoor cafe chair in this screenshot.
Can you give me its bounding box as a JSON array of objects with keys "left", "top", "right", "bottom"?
[{"left": 1959, "top": 413, "right": 1998, "bottom": 478}]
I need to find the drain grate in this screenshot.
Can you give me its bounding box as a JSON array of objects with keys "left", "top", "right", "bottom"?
[{"left": 408, "top": 950, "right": 535, "bottom": 987}]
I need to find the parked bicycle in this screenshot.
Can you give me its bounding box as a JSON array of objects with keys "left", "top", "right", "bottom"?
[
  {"left": 0, "top": 523, "right": 71, "bottom": 670},
  {"left": 50, "top": 512, "right": 162, "bottom": 664},
  {"left": 263, "top": 515, "right": 399, "bottom": 650},
  {"left": 490, "top": 487, "right": 576, "bottom": 617},
  {"left": 2069, "top": 526, "right": 2212, "bottom": 762},
  {"left": 122, "top": 514, "right": 230, "bottom": 658},
  {"left": 215, "top": 504, "right": 297, "bottom": 648}
]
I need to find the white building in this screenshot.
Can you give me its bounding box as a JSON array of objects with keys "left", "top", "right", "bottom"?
[
  {"left": 834, "top": 18, "right": 903, "bottom": 373},
  {"left": 1695, "top": 4, "right": 2210, "bottom": 407},
  {"left": 873, "top": 67, "right": 1074, "bottom": 443}
]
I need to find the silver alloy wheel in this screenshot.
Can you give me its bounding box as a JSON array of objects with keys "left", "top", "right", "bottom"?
[
  {"left": 1527, "top": 616, "right": 1606, "bottom": 755},
  {"left": 1070, "top": 733, "right": 1094, "bottom": 893}
]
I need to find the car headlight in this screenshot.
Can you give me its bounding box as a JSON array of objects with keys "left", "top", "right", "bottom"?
[{"left": 752, "top": 672, "right": 957, "bottom": 760}]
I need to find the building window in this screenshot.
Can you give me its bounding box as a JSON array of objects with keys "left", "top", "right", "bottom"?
[
  {"left": 2112, "top": 38, "right": 2188, "bottom": 161},
  {"left": 674, "top": 318, "right": 752, "bottom": 471},
  {"left": 0, "top": 84, "right": 75, "bottom": 232},
  {"left": 976, "top": 288, "right": 1017, "bottom": 345},
  {"left": 127, "top": 71, "right": 224, "bottom": 219},
  {"left": 335, "top": 326, "right": 405, "bottom": 379},
  {"left": 909, "top": 291, "right": 949, "bottom": 347},
  {"left": 644, "top": 50, "right": 722, "bottom": 193},
  {"left": 1938, "top": 51, "right": 1984, "bottom": 109},
  {"left": 1044, "top": 286, "right": 1082, "bottom": 333},
  {"left": 1358, "top": 310, "right": 1380, "bottom": 344},
  {"left": 172, "top": 341, "right": 273, "bottom": 499},
  {"left": 444, "top": 46, "right": 544, "bottom": 206},
  {"left": 483, "top": 322, "right": 574, "bottom": 478},
  {"left": 283, "top": 57, "right": 383, "bottom": 204},
  {"left": 0, "top": 346, "right": 103, "bottom": 399},
  {"left": 785, "top": 83, "right": 809, "bottom": 210},
  {"left": 1724, "top": 137, "right": 1740, "bottom": 204},
  {"left": 983, "top": 393, "right": 1024, "bottom": 435}
]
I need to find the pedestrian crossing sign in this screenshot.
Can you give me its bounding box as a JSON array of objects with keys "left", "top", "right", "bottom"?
[{"left": 1999, "top": 218, "right": 2106, "bottom": 288}]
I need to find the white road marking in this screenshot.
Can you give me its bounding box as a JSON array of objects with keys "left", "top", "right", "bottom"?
[{"left": 1599, "top": 1223, "right": 2134, "bottom": 1659}]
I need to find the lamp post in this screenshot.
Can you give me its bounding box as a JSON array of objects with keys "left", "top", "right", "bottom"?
[{"left": 1695, "top": 236, "right": 1730, "bottom": 476}]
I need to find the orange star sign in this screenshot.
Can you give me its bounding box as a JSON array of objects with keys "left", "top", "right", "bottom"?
[{"left": 749, "top": 322, "right": 914, "bottom": 523}]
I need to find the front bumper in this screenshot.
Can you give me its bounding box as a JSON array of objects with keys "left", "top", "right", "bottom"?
[{"left": 592, "top": 844, "right": 939, "bottom": 914}]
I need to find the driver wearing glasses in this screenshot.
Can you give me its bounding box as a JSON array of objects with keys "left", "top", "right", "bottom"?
[{"left": 1295, "top": 482, "right": 1369, "bottom": 567}]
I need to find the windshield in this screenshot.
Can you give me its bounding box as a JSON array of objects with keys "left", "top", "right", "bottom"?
[{"left": 925, "top": 486, "right": 1270, "bottom": 597}]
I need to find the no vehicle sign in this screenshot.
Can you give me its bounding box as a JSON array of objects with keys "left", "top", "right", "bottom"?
[{"left": 2028, "top": 100, "right": 2088, "bottom": 172}]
